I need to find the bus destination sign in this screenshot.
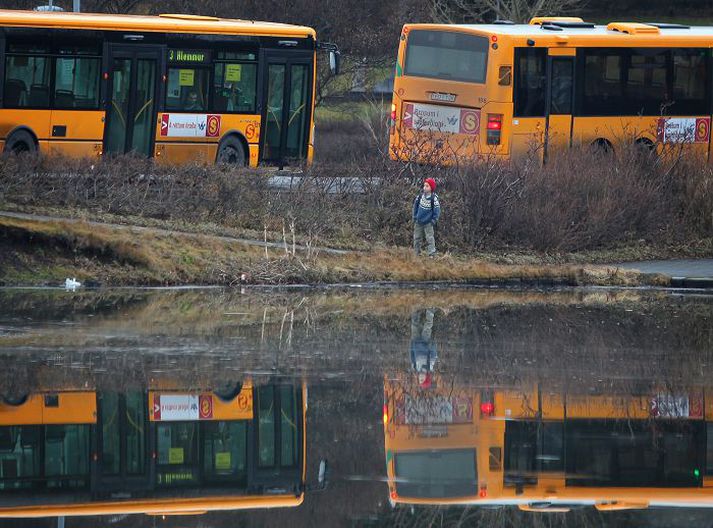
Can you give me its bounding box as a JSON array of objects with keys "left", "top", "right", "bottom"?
[{"left": 168, "top": 49, "right": 211, "bottom": 64}]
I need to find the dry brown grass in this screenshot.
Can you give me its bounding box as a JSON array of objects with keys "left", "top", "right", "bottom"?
[
  {"left": 2, "top": 141, "right": 713, "bottom": 257},
  {"left": 0, "top": 215, "right": 660, "bottom": 287}
]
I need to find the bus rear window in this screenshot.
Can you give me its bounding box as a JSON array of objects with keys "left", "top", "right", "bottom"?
[
  {"left": 404, "top": 30, "right": 488, "bottom": 83},
  {"left": 394, "top": 449, "right": 477, "bottom": 498}
]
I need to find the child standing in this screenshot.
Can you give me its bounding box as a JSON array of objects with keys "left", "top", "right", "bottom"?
[{"left": 412, "top": 178, "right": 441, "bottom": 257}]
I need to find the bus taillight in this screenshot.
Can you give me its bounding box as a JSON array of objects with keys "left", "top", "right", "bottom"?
[
  {"left": 480, "top": 390, "right": 495, "bottom": 417},
  {"left": 383, "top": 404, "right": 389, "bottom": 425},
  {"left": 486, "top": 114, "right": 502, "bottom": 145},
  {"left": 390, "top": 104, "right": 397, "bottom": 134}
]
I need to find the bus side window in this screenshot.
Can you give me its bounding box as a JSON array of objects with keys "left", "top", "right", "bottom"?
[
  {"left": 4, "top": 55, "right": 50, "bottom": 108},
  {"left": 213, "top": 62, "right": 257, "bottom": 113},
  {"left": 514, "top": 48, "right": 547, "bottom": 118},
  {"left": 550, "top": 58, "right": 573, "bottom": 115},
  {"left": 165, "top": 67, "right": 209, "bottom": 112}
]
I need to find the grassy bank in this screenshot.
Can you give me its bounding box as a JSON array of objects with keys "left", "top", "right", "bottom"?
[{"left": 0, "top": 215, "right": 660, "bottom": 287}]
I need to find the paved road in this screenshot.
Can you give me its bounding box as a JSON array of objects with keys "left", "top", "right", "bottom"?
[{"left": 617, "top": 259, "right": 713, "bottom": 278}]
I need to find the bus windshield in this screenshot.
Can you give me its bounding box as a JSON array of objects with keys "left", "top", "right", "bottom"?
[{"left": 404, "top": 30, "right": 488, "bottom": 83}]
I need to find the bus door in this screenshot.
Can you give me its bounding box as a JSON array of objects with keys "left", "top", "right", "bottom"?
[
  {"left": 511, "top": 48, "right": 547, "bottom": 161},
  {"left": 251, "top": 384, "right": 304, "bottom": 493},
  {"left": 104, "top": 45, "right": 162, "bottom": 157},
  {"left": 94, "top": 392, "right": 151, "bottom": 493},
  {"left": 260, "top": 51, "right": 313, "bottom": 168},
  {"left": 544, "top": 49, "right": 576, "bottom": 161}
]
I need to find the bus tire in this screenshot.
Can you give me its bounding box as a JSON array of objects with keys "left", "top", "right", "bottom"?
[
  {"left": 590, "top": 138, "right": 613, "bottom": 155},
  {"left": 1, "top": 393, "right": 29, "bottom": 406},
  {"left": 214, "top": 381, "right": 243, "bottom": 402},
  {"left": 4, "top": 129, "right": 37, "bottom": 155},
  {"left": 216, "top": 136, "right": 247, "bottom": 166},
  {"left": 635, "top": 137, "right": 656, "bottom": 154}
]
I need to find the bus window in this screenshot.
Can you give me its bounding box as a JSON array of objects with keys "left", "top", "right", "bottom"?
[
  {"left": 202, "top": 421, "right": 247, "bottom": 484},
  {"left": 257, "top": 385, "right": 276, "bottom": 467},
  {"left": 100, "top": 392, "right": 121, "bottom": 475},
  {"left": 550, "top": 58, "right": 573, "bottom": 115},
  {"left": 213, "top": 62, "right": 258, "bottom": 113},
  {"left": 44, "top": 425, "right": 90, "bottom": 489},
  {"left": 405, "top": 30, "right": 488, "bottom": 83},
  {"left": 0, "top": 426, "right": 41, "bottom": 490},
  {"left": 125, "top": 392, "right": 146, "bottom": 475},
  {"left": 671, "top": 49, "right": 708, "bottom": 115},
  {"left": 514, "top": 48, "right": 546, "bottom": 117},
  {"left": 157, "top": 423, "right": 198, "bottom": 486},
  {"left": 280, "top": 385, "right": 298, "bottom": 467},
  {"left": 54, "top": 56, "right": 101, "bottom": 109},
  {"left": 394, "top": 449, "right": 477, "bottom": 498},
  {"left": 166, "top": 67, "right": 209, "bottom": 112},
  {"left": 627, "top": 49, "right": 668, "bottom": 115},
  {"left": 285, "top": 65, "right": 309, "bottom": 160},
  {"left": 4, "top": 55, "right": 51, "bottom": 108}
]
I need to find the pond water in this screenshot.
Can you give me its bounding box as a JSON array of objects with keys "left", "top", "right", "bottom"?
[{"left": 0, "top": 286, "right": 712, "bottom": 527}]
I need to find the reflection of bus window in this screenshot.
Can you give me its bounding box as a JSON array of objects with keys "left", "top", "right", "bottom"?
[
  {"left": 202, "top": 421, "right": 247, "bottom": 483},
  {"left": 0, "top": 426, "right": 41, "bottom": 490}
]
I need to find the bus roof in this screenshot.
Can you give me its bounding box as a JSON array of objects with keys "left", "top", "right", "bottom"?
[
  {"left": 0, "top": 9, "right": 316, "bottom": 39},
  {"left": 403, "top": 22, "right": 713, "bottom": 42}
]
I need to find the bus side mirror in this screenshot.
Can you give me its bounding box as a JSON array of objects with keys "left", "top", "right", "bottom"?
[{"left": 329, "top": 51, "right": 340, "bottom": 76}]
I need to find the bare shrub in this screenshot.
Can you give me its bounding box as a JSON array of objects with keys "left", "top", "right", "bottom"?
[{"left": 1, "top": 141, "right": 711, "bottom": 254}]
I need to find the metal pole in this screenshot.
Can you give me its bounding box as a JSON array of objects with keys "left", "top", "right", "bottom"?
[
  {"left": 73, "top": 0, "right": 80, "bottom": 11},
  {"left": 57, "top": 517, "right": 65, "bottom": 528}
]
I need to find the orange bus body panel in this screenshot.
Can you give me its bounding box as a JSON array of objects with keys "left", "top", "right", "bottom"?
[{"left": 0, "top": 392, "right": 96, "bottom": 425}]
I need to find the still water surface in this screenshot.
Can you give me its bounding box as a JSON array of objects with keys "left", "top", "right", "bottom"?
[{"left": 0, "top": 287, "right": 712, "bottom": 527}]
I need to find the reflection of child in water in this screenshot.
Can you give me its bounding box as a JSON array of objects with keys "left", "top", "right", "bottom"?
[{"left": 410, "top": 308, "right": 437, "bottom": 389}]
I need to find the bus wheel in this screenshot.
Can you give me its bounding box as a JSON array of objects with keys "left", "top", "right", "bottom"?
[
  {"left": 1, "top": 393, "right": 29, "bottom": 406},
  {"left": 635, "top": 137, "right": 656, "bottom": 156},
  {"left": 4, "top": 129, "right": 37, "bottom": 155},
  {"left": 216, "top": 136, "right": 247, "bottom": 166},
  {"left": 590, "top": 138, "right": 613, "bottom": 156},
  {"left": 214, "top": 382, "right": 243, "bottom": 402}
]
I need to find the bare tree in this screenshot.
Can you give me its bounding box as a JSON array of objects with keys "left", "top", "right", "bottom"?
[{"left": 430, "top": 0, "right": 585, "bottom": 24}]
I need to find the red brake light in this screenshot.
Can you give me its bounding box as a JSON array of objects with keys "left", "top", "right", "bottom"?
[
  {"left": 479, "top": 487, "right": 488, "bottom": 498},
  {"left": 480, "top": 402, "right": 494, "bottom": 415},
  {"left": 383, "top": 404, "right": 389, "bottom": 425},
  {"left": 491, "top": 35, "right": 498, "bottom": 42},
  {"left": 487, "top": 115, "right": 502, "bottom": 130},
  {"left": 390, "top": 104, "right": 397, "bottom": 122},
  {"left": 486, "top": 114, "right": 503, "bottom": 145}
]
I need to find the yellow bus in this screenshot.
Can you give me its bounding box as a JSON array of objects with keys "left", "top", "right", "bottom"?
[
  {"left": 389, "top": 18, "right": 713, "bottom": 164},
  {"left": 383, "top": 375, "right": 713, "bottom": 511},
  {"left": 0, "top": 9, "right": 339, "bottom": 167},
  {"left": 0, "top": 379, "right": 309, "bottom": 517}
]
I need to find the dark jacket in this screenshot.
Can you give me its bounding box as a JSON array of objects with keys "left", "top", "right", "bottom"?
[{"left": 412, "top": 192, "right": 441, "bottom": 225}]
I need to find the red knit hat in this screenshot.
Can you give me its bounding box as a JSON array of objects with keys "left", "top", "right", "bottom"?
[
  {"left": 424, "top": 178, "right": 436, "bottom": 192},
  {"left": 419, "top": 372, "right": 432, "bottom": 389}
]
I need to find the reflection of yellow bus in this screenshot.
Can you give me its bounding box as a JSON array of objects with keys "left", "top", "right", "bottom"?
[
  {"left": 390, "top": 18, "right": 713, "bottom": 164},
  {"left": 0, "top": 380, "right": 307, "bottom": 517},
  {"left": 0, "top": 9, "right": 338, "bottom": 167},
  {"left": 383, "top": 376, "right": 713, "bottom": 510}
]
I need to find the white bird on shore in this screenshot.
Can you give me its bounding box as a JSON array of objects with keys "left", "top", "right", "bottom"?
[{"left": 64, "top": 277, "right": 81, "bottom": 291}]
